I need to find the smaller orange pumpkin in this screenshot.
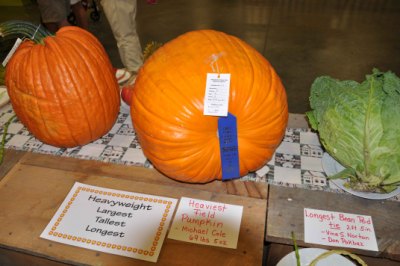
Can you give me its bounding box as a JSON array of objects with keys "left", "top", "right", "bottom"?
[{"left": 1, "top": 20, "right": 120, "bottom": 148}]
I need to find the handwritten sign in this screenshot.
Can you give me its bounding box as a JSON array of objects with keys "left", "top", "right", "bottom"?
[
  {"left": 40, "top": 182, "right": 178, "bottom": 262},
  {"left": 168, "top": 197, "right": 243, "bottom": 249},
  {"left": 304, "top": 208, "right": 378, "bottom": 251},
  {"left": 203, "top": 73, "right": 231, "bottom": 116}
]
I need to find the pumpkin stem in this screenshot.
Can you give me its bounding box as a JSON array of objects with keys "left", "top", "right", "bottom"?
[
  {"left": 143, "top": 41, "right": 163, "bottom": 62},
  {"left": 0, "top": 20, "right": 53, "bottom": 45}
]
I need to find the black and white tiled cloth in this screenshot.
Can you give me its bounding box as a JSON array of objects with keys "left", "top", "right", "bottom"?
[{"left": 1, "top": 104, "right": 399, "bottom": 202}]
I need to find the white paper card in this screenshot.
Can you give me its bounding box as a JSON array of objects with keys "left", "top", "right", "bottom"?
[
  {"left": 2, "top": 38, "right": 22, "bottom": 67},
  {"left": 304, "top": 208, "right": 378, "bottom": 251},
  {"left": 168, "top": 197, "right": 243, "bottom": 249},
  {"left": 203, "top": 73, "right": 231, "bottom": 116},
  {"left": 40, "top": 182, "right": 178, "bottom": 262}
]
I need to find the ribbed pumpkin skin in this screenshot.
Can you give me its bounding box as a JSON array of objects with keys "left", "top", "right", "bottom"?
[
  {"left": 131, "top": 30, "right": 288, "bottom": 183},
  {"left": 5, "top": 26, "right": 120, "bottom": 148}
]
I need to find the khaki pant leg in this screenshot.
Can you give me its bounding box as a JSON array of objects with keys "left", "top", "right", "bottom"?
[
  {"left": 101, "top": 0, "right": 143, "bottom": 72},
  {"left": 37, "top": 0, "right": 70, "bottom": 23}
]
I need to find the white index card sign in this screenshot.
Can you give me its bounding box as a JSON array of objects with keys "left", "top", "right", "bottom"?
[
  {"left": 304, "top": 208, "right": 378, "bottom": 251},
  {"left": 168, "top": 197, "right": 243, "bottom": 249},
  {"left": 40, "top": 182, "right": 178, "bottom": 262}
]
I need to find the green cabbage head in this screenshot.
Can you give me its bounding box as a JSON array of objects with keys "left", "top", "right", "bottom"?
[{"left": 306, "top": 69, "right": 400, "bottom": 193}]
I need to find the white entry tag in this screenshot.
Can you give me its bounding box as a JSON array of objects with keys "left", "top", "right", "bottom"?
[
  {"left": 203, "top": 73, "right": 231, "bottom": 117},
  {"left": 304, "top": 208, "right": 378, "bottom": 251},
  {"left": 2, "top": 38, "right": 22, "bottom": 67}
]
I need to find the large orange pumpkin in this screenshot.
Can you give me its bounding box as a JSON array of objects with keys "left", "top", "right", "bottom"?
[
  {"left": 131, "top": 30, "right": 288, "bottom": 183},
  {"left": 2, "top": 21, "right": 120, "bottom": 147}
]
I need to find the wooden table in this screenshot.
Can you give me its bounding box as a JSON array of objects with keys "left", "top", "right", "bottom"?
[
  {"left": 1, "top": 114, "right": 400, "bottom": 265},
  {"left": 265, "top": 186, "right": 400, "bottom": 265},
  {"left": 0, "top": 150, "right": 267, "bottom": 266}
]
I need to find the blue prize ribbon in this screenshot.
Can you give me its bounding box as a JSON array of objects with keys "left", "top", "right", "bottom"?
[{"left": 218, "top": 113, "right": 240, "bottom": 180}]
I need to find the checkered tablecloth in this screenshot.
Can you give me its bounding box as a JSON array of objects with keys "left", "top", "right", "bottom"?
[{"left": 1, "top": 104, "right": 399, "bottom": 201}]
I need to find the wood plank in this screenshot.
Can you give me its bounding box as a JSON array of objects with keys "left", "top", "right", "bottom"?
[
  {"left": 0, "top": 247, "right": 67, "bottom": 266},
  {"left": 18, "top": 151, "right": 268, "bottom": 199},
  {"left": 0, "top": 149, "right": 26, "bottom": 181},
  {"left": 0, "top": 163, "right": 267, "bottom": 266},
  {"left": 266, "top": 185, "right": 400, "bottom": 261}
]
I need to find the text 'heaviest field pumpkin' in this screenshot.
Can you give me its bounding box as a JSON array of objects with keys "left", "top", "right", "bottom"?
[
  {"left": 1, "top": 21, "right": 120, "bottom": 148},
  {"left": 131, "top": 30, "right": 288, "bottom": 183}
]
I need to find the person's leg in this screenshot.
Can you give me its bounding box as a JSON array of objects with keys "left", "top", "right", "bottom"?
[
  {"left": 101, "top": 0, "right": 143, "bottom": 73},
  {"left": 37, "top": 0, "right": 71, "bottom": 33},
  {"left": 71, "top": 0, "right": 89, "bottom": 30}
]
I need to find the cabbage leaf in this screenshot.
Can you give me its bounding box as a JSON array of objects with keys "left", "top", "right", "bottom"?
[{"left": 307, "top": 69, "right": 400, "bottom": 193}]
